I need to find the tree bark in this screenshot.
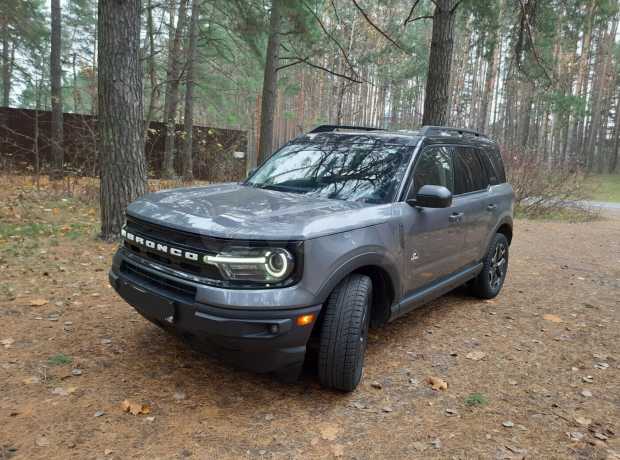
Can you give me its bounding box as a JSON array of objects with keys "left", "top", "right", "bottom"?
[
  {"left": 162, "top": 0, "right": 188, "bottom": 178},
  {"left": 1, "top": 18, "right": 10, "bottom": 108},
  {"left": 144, "top": 0, "right": 159, "bottom": 145},
  {"left": 422, "top": 0, "right": 458, "bottom": 126},
  {"left": 182, "top": 0, "right": 199, "bottom": 181},
  {"left": 257, "top": 0, "right": 283, "bottom": 164},
  {"left": 50, "top": 0, "right": 64, "bottom": 180},
  {"left": 98, "top": 0, "right": 148, "bottom": 241},
  {"left": 571, "top": 0, "right": 596, "bottom": 159}
]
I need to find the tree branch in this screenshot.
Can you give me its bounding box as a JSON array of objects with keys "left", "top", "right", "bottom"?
[
  {"left": 517, "top": 0, "right": 553, "bottom": 84},
  {"left": 277, "top": 56, "right": 364, "bottom": 83},
  {"left": 403, "top": 0, "right": 421, "bottom": 25},
  {"left": 350, "top": 0, "right": 407, "bottom": 52},
  {"left": 302, "top": 1, "right": 360, "bottom": 79}
]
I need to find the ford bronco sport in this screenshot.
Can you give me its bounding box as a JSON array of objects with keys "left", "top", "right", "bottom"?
[{"left": 109, "top": 125, "right": 513, "bottom": 391}]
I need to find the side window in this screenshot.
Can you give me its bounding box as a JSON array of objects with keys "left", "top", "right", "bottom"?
[
  {"left": 453, "top": 147, "right": 487, "bottom": 194},
  {"left": 412, "top": 146, "right": 454, "bottom": 194},
  {"left": 487, "top": 148, "right": 506, "bottom": 184}
]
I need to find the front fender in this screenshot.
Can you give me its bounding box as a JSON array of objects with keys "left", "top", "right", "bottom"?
[{"left": 303, "top": 224, "right": 401, "bottom": 304}]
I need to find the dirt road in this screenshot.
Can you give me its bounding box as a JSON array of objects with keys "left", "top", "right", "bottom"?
[{"left": 1, "top": 196, "right": 619, "bottom": 459}]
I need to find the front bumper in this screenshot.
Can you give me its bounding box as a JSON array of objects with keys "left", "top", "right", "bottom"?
[{"left": 109, "top": 250, "right": 321, "bottom": 374}]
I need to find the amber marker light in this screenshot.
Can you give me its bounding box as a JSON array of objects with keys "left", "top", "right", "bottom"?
[{"left": 296, "top": 313, "right": 315, "bottom": 326}]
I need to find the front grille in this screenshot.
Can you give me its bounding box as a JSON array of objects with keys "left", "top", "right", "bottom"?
[
  {"left": 121, "top": 261, "right": 197, "bottom": 301},
  {"left": 124, "top": 216, "right": 223, "bottom": 280}
]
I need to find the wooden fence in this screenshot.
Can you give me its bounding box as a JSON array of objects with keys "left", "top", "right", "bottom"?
[{"left": 0, "top": 107, "right": 248, "bottom": 182}]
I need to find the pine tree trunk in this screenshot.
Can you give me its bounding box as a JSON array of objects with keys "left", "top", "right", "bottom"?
[
  {"left": 422, "top": 0, "right": 458, "bottom": 126},
  {"left": 162, "top": 0, "right": 188, "bottom": 178},
  {"left": 612, "top": 88, "right": 620, "bottom": 172},
  {"left": 478, "top": 0, "right": 503, "bottom": 134},
  {"left": 98, "top": 0, "right": 147, "bottom": 241},
  {"left": 583, "top": 27, "right": 611, "bottom": 170},
  {"left": 50, "top": 0, "right": 64, "bottom": 180},
  {"left": 144, "top": 0, "right": 159, "bottom": 144},
  {"left": 257, "top": 0, "right": 283, "bottom": 164},
  {"left": 571, "top": 0, "right": 596, "bottom": 159},
  {"left": 182, "top": 0, "right": 199, "bottom": 181},
  {"left": 1, "top": 18, "right": 10, "bottom": 108}
]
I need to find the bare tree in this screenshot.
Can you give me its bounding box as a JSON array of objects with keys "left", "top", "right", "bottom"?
[
  {"left": 162, "top": 0, "right": 189, "bottom": 178},
  {"left": 182, "top": 0, "right": 199, "bottom": 181},
  {"left": 50, "top": 0, "right": 64, "bottom": 179},
  {"left": 98, "top": 0, "right": 148, "bottom": 240}
]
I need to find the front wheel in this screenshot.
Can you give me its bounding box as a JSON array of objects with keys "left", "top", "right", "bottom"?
[
  {"left": 471, "top": 233, "right": 509, "bottom": 299},
  {"left": 318, "top": 274, "right": 372, "bottom": 392}
]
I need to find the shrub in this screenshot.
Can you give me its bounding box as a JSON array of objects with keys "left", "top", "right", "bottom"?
[{"left": 501, "top": 146, "right": 598, "bottom": 219}]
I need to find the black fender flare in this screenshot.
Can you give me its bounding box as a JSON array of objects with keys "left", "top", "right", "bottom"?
[{"left": 314, "top": 250, "right": 401, "bottom": 305}]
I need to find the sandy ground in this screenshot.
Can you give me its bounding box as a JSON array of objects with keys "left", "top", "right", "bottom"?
[{"left": 1, "top": 184, "right": 619, "bottom": 459}]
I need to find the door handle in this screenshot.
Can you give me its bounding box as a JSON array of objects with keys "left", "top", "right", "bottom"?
[
  {"left": 449, "top": 212, "right": 464, "bottom": 223},
  {"left": 486, "top": 204, "right": 497, "bottom": 211}
]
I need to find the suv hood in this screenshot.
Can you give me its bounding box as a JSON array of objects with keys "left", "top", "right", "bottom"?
[{"left": 127, "top": 183, "right": 393, "bottom": 240}]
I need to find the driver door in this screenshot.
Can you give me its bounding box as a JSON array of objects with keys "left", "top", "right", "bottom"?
[{"left": 400, "top": 145, "right": 467, "bottom": 297}]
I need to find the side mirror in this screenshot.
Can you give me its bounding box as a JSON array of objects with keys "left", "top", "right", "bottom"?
[{"left": 407, "top": 184, "right": 452, "bottom": 208}]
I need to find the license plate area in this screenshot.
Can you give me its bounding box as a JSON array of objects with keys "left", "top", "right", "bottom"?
[{"left": 120, "top": 281, "right": 175, "bottom": 322}]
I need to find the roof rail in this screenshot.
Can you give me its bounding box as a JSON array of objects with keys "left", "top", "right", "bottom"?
[
  {"left": 309, "top": 124, "right": 385, "bottom": 134},
  {"left": 420, "top": 125, "right": 487, "bottom": 138}
]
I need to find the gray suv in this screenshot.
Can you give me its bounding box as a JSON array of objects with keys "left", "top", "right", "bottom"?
[{"left": 109, "top": 125, "right": 513, "bottom": 391}]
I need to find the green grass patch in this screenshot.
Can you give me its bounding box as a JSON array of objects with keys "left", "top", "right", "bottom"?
[
  {"left": 47, "top": 353, "right": 73, "bottom": 366},
  {"left": 0, "top": 222, "right": 93, "bottom": 241},
  {"left": 584, "top": 174, "right": 620, "bottom": 202},
  {"left": 465, "top": 393, "right": 488, "bottom": 407},
  {"left": 515, "top": 204, "right": 600, "bottom": 222},
  {"left": 0, "top": 222, "right": 57, "bottom": 239}
]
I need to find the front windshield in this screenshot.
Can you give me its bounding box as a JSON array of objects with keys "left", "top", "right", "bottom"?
[{"left": 246, "top": 141, "right": 413, "bottom": 204}]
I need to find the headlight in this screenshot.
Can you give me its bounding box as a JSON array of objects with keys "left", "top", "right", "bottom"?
[{"left": 204, "top": 247, "right": 294, "bottom": 284}]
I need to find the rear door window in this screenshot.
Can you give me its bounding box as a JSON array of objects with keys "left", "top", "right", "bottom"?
[{"left": 453, "top": 147, "right": 487, "bottom": 194}]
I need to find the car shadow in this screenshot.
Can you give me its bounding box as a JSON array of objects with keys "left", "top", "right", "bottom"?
[{"left": 120, "top": 286, "right": 473, "bottom": 400}]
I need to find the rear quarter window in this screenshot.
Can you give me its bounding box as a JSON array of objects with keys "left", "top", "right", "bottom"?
[{"left": 484, "top": 147, "right": 506, "bottom": 184}]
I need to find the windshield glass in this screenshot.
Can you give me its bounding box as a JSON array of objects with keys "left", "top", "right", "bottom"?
[{"left": 246, "top": 141, "right": 413, "bottom": 204}]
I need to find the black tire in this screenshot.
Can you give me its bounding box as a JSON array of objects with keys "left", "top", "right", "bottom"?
[
  {"left": 471, "top": 233, "right": 509, "bottom": 299},
  {"left": 318, "top": 274, "right": 372, "bottom": 392}
]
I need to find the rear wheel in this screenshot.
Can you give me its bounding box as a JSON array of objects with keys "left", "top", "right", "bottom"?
[
  {"left": 318, "top": 274, "right": 372, "bottom": 392},
  {"left": 471, "top": 233, "right": 509, "bottom": 299}
]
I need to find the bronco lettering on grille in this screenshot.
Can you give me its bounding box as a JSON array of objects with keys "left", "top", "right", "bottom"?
[{"left": 121, "top": 228, "right": 200, "bottom": 262}]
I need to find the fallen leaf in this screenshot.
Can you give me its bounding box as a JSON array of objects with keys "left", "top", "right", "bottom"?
[
  {"left": 319, "top": 423, "right": 341, "bottom": 441},
  {"left": 332, "top": 445, "right": 344, "bottom": 457},
  {"left": 575, "top": 416, "right": 592, "bottom": 427},
  {"left": 426, "top": 376, "right": 448, "bottom": 391},
  {"left": 29, "top": 298, "right": 48, "bottom": 307},
  {"left": 23, "top": 376, "right": 41, "bottom": 385},
  {"left": 121, "top": 399, "right": 151, "bottom": 416},
  {"left": 503, "top": 420, "right": 515, "bottom": 428},
  {"left": 567, "top": 431, "right": 585, "bottom": 442},
  {"left": 465, "top": 351, "right": 486, "bottom": 361},
  {"left": 1, "top": 338, "right": 15, "bottom": 348},
  {"left": 52, "top": 386, "right": 77, "bottom": 396},
  {"left": 35, "top": 436, "right": 50, "bottom": 447},
  {"left": 543, "top": 314, "right": 562, "bottom": 323}
]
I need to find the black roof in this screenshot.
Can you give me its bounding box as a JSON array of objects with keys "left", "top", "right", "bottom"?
[{"left": 293, "top": 125, "right": 497, "bottom": 147}]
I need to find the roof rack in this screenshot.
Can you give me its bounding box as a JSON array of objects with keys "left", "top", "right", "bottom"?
[
  {"left": 420, "top": 125, "right": 487, "bottom": 138},
  {"left": 309, "top": 124, "right": 385, "bottom": 134}
]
